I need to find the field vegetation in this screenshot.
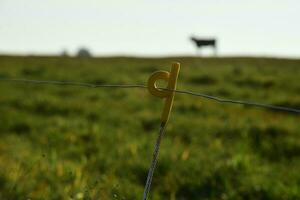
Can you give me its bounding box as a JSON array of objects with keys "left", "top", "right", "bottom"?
[{"left": 0, "top": 55, "right": 299, "bottom": 199}]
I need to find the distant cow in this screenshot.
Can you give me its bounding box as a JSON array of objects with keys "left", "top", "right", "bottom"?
[{"left": 190, "top": 37, "right": 217, "bottom": 56}]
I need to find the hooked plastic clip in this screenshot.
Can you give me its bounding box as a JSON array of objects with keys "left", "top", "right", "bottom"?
[{"left": 147, "top": 62, "right": 180, "bottom": 124}]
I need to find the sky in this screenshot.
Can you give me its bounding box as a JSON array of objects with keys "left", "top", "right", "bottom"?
[{"left": 1, "top": 0, "right": 300, "bottom": 57}]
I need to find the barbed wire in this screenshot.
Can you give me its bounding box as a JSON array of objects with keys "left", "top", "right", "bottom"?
[{"left": 0, "top": 78, "right": 299, "bottom": 114}]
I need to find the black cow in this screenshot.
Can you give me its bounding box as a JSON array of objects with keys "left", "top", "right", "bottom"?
[{"left": 190, "top": 36, "right": 217, "bottom": 56}]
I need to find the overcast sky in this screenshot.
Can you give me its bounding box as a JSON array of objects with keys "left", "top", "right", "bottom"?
[{"left": 1, "top": 0, "right": 299, "bottom": 57}]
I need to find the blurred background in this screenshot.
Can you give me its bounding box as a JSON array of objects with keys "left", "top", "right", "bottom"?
[
  {"left": 1, "top": 0, "right": 300, "bottom": 57},
  {"left": 0, "top": 1, "right": 300, "bottom": 200}
]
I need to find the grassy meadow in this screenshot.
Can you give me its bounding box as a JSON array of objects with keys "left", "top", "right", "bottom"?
[{"left": 0, "top": 55, "right": 299, "bottom": 199}]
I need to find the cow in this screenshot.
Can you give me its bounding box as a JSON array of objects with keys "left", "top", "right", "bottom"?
[{"left": 190, "top": 36, "right": 217, "bottom": 56}]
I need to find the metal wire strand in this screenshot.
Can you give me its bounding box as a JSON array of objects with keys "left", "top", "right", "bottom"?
[
  {"left": 172, "top": 89, "right": 300, "bottom": 114},
  {"left": 0, "top": 78, "right": 147, "bottom": 89},
  {"left": 0, "top": 78, "right": 299, "bottom": 114}
]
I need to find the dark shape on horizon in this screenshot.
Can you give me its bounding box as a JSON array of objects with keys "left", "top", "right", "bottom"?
[
  {"left": 190, "top": 36, "right": 217, "bottom": 56},
  {"left": 61, "top": 49, "right": 69, "bottom": 57},
  {"left": 77, "top": 47, "right": 92, "bottom": 57}
]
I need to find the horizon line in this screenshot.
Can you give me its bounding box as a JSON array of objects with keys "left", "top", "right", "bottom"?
[{"left": 0, "top": 52, "right": 300, "bottom": 60}]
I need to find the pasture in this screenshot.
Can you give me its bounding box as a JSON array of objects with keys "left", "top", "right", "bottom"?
[{"left": 0, "top": 55, "right": 299, "bottom": 199}]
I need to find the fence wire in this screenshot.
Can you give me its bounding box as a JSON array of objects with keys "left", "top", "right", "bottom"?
[{"left": 0, "top": 78, "right": 299, "bottom": 114}]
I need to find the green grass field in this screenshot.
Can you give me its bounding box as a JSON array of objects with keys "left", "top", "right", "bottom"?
[{"left": 0, "top": 55, "right": 299, "bottom": 200}]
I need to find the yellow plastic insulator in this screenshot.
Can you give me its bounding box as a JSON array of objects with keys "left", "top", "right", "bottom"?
[{"left": 147, "top": 62, "right": 180, "bottom": 124}]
